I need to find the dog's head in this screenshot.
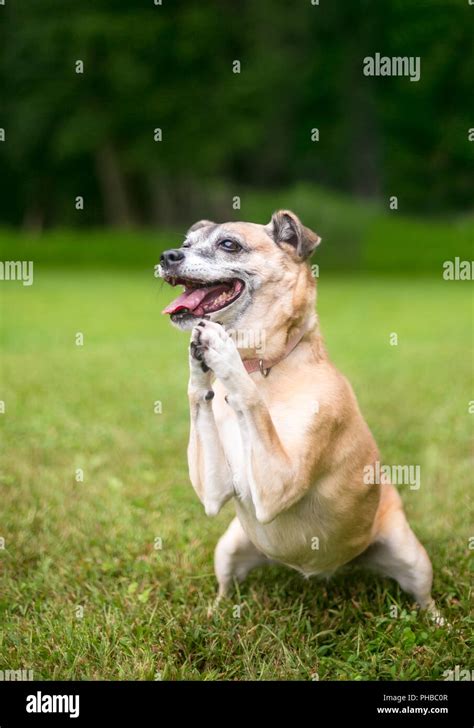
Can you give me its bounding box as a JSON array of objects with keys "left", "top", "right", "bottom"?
[{"left": 159, "top": 210, "right": 321, "bottom": 337}]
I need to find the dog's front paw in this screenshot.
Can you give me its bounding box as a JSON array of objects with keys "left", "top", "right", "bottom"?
[
  {"left": 188, "top": 322, "right": 213, "bottom": 390},
  {"left": 190, "top": 320, "right": 246, "bottom": 385}
]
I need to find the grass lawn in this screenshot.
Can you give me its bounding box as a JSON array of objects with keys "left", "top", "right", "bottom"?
[{"left": 0, "top": 269, "right": 472, "bottom": 680}]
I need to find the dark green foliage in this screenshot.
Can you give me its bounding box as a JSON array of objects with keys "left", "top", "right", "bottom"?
[{"left": 1, "top": 0, "right": 472, "bottom": 228}]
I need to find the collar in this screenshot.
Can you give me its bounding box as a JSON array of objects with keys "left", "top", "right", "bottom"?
[{"left": 242, "top": 323, "right": 311, "bottom": 377}]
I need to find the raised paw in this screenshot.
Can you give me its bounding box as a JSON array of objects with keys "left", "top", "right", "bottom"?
[
  {"left": 188, "top": 321, "right": 213, "bottom": 390},
  {"left": 190, "top": 320, "right": 246, "bottom": 385}
]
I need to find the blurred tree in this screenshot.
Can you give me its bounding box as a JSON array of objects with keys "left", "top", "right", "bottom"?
[{"left": 0, "top": 0, "right": 472, "bottom": 228}]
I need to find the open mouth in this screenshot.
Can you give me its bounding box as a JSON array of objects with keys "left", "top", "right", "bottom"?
[{"left": 162, "top": 276, "right": 245, "bottom": 317}]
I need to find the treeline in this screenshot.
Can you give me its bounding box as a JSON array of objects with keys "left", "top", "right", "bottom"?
[{"left": 1, "top": 0, "right": 472, "bottom": 229}]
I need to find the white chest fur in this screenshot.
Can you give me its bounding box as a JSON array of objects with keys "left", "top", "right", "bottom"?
[{"left": 211, "top": 383, "right": 353, "bottom": 575}]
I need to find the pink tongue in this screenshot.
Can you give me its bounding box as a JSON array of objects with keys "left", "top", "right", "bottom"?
[{"left": 162, "top": 284, "right": 229, "bottom": 315}]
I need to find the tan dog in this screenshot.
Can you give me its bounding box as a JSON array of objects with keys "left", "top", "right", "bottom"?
[{"left": 159, "top": 210, "right": 441, "bottom": 621}]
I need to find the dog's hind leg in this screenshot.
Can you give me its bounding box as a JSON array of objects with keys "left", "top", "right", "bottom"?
[
  {"left": 362, "top": 486, "right": 443, "bottom": 624},
  {"left": 214, "top": 517, "right": 270, "bottom": 600}
]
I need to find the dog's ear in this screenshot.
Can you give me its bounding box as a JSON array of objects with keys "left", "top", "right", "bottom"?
[
  {"left": 266, "top": 210, "right": 321, "bottom": 260},
  {"left": 186, "top": 219, "right": 215, "bottom": 234}
]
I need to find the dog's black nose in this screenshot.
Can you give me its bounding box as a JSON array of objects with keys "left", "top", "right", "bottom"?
[{"left": 160, "top": 249, "right": 185, "bottom": 267}]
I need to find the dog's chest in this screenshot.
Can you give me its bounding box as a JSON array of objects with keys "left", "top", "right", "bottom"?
[
  {"left": 211, "top": 386, "right": 369, "bottom": 574},
  {"left": 212, "top": 387, "right": 316, "bottom": 497}
]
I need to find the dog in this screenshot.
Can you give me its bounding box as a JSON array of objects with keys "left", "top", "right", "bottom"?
[{"left": 159, "top": 210, "right": 441, "bottom": 622}]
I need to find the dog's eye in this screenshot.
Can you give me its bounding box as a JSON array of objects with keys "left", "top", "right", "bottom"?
[{"left": 219, "top": 239, "right": 242, "bottom": 253}]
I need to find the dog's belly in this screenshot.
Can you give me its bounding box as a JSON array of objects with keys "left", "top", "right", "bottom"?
[
  {"left": 216, "top": 399, "right": 378, "bottom": 576},
  {"left": 234, "top": 486, "right": 375, "bottom": 577}
]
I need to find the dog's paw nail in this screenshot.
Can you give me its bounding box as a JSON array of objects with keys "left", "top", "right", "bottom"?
[
  {"left": 190, "top": 342, "right": 203, "bottom": 361},
  {"left": 224, "top": 395, "right": 229, "bottom": 404},
  {"left": 201, "top": 362, "right": 210, "bottom": 373},
  {"left": 204, "top": 390, "right": 214, "bottom": 400}
]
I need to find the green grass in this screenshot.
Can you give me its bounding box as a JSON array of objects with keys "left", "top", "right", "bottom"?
[{"left": 0, "top": 268, "right": 472, "bottom": 680}]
